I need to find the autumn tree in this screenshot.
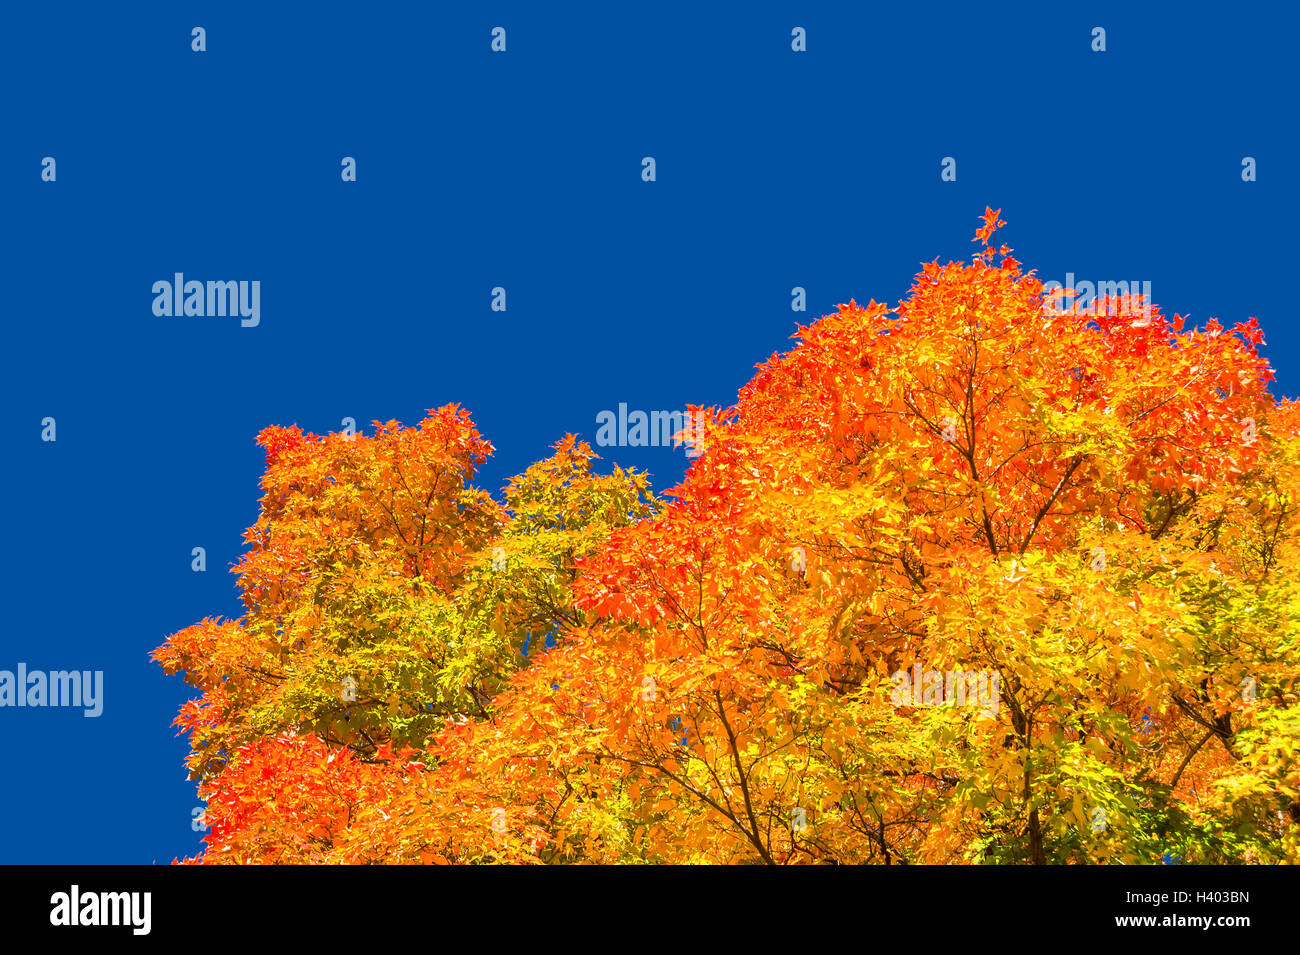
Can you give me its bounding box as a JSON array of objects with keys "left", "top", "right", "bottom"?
[
  {"left": 159, "top": 211, "right": 1299, "bottom": 864},
  {"left": 416, "top": 210, "right": 1297, "bottom": 865},
  {"left": 155, "top": 418, "right": 656, "bottom": 861}
]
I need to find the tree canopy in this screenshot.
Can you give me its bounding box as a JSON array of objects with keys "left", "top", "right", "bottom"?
[{"left": 156, "top": 210, "right": 1299, "bottom": 864}]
